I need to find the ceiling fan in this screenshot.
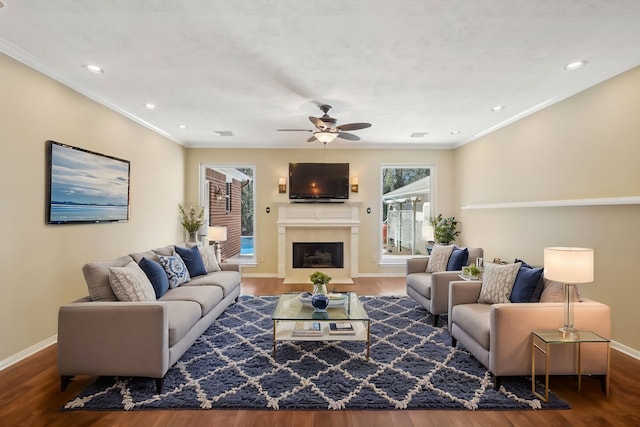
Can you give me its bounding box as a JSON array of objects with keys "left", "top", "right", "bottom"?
[{"left": 277, "top": 104, "right": 372, "bottom": 144}]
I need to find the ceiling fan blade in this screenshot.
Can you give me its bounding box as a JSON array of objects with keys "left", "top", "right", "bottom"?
[
  {"left": 336, "top": 122, "right": 372, "bottom": 131},
  {"left": 307, "top": 136, "right": 317, "bottom": 143},
  {"left": 309, "top": 116, "right": 328, "bottom": 130},
  {"left": 337, "top": 132, "right": 360, "bottom": 141},
  {"left": 276, "top": 129, "right": 313, "bottom": 132}
]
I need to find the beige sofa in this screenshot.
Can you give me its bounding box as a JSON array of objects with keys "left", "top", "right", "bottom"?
[
  {"left": 406, "top": 247, "right": 483, "bottom": 326},
  {"left": 448, "top": 278, "right": 610, "bottom": 388},
  {"left": 57, "top": 244, "right": 241, "bottom": 394}
]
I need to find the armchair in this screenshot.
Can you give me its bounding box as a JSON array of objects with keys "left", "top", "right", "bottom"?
[
  {"left": 448, "top": 279, "right": 610, "bottom": 388},
  {"left": 406, "top": 247, "right": 483, "bottom": 326}
]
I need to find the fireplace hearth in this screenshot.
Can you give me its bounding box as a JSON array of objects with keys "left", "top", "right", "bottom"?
[{"left": 293, "top": 242, "right": 344, "bottom": 269}]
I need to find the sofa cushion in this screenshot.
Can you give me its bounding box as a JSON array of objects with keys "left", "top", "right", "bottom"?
[
  {"left": 447, "top": 247, "right": 469, "bottom": 271},
  {"left": 406, "top": 272, "right": 432, "bottom": 299},
  {"left": 108, "top": 261, "right": 156, "bottom": 302},
  {"left": 130, "top": 250, "right": 159, "bottom": 264},
  {"left": 426, "top": 244, "right": 454, "bottom": 273},
  {"left": 510, "top": 264, "right": 544, "bottom": 303},
  {"left": 186, "top": 271, "right": 242, "bottom": 297},
  {"left": 198, "top": 245, "right": 221, "bottom": 272},
  {"left": 160, "top": 285, "right": 224, "bottom": 317},
  {"left": 175, "top": 245, "right": 207, "bottom": 277},
  {"left": 478, "top": 262, "right": 521, "bottom": 304},
  {"left": 451, "top": 303, "right": 491, "bottom": 350},
  {"left": 139, "top": 257, "right": 170, "bottom": 298},
  {"left": 153, "top": 245, "right": 175, "bottom": 257},
  {"left": 158, "top": 253, "right": 191, "bottom": 288},
  {"left": 161, "top": 301, "right": 202, "bottom": 347},
  {"left": 539, "top": 278, "right": 581, "bottom": 303},
  {"left": 82, "top": 255, "right": 134, "bottom": 302}
]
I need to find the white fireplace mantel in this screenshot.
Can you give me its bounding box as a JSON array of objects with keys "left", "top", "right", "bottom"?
[{"left": 276, "top": 202, "right": 361, "bottom": 283}]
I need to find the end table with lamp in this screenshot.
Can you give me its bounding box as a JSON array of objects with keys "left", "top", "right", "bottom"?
[
  {"left": 208, "top": 226, "right": 227, "bottom": 262},
  {"left": 531, "top": 247, "right": 610, "bottom": 402}
]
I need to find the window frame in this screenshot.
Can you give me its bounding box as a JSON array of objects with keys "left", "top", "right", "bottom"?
[{"left": 379, "top": 164, "right": 436, "bottom": 265}]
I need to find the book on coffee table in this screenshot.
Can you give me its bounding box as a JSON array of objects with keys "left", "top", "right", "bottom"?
[
  {"left": 329, "top": 322, "right": 356, "bottom": 335},
  {"left": 292, "top": 321, "right": 323, "bottom": 336}
]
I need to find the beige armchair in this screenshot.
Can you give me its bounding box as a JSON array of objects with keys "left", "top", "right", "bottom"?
[
  {"left": 448, "top": 280, "right": 610, "bottom": 388},
  {"left": 406, "top": 247, "right": 483, "bottom": 326}
]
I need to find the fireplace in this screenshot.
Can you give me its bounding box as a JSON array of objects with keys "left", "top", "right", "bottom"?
[
  {"left": 293, "top": 242, "right": 344, "bottom": 269},
  {"left": 277, "top": 202, "right": 360, "bottom": 283}
]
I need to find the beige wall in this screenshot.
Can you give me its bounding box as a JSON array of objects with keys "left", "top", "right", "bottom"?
[
  {"left": 185, "top": 148, "right": 456, "bottom": 276},
  {"left": 454, "top": 66, "right": 640, "bottom": 351},
  {"left": 0, "top": 53, "right": 186, "bottom": 362}
]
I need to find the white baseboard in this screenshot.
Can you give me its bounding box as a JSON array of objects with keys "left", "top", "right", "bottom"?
[
  {"left": 612, "top": 340, "right": 640, "bottom": 360},
  {"left": 0, "top": 335, "right": 57, "bottom": 372}
]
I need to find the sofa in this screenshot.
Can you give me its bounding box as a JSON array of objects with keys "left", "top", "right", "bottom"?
[
  {"left": 448, "top": 262, "right": 610, "bottom": 389},
  {"left": 406, "top": 245, "right": 483, "bottom": 326},
  {"left": 57, "top": 243, "right": 241, "bottom": 394}
]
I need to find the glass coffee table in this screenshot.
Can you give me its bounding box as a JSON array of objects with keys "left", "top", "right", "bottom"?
[{"left": 272, "top": 292, "right": 371, "bottom": 360}]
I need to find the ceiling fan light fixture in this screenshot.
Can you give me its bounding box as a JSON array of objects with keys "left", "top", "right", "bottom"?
[{"left": 314, "top": 131, "right": 338, "bottom": 143}]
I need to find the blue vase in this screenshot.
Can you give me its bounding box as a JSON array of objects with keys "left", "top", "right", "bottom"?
[{"left": 311, "top": 294, "right": 330, "bottom": 312}]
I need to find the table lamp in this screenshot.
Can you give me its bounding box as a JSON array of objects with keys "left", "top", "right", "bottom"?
[
  {"left": 543, "top": 247, "right": 594, "bottom": 335},
  {"left": 208, "top": 226, "right": 227, "bottom": 262}
]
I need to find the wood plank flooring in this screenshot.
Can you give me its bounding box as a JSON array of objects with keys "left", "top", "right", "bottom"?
[{"left": 1, "top": 277, "right": 639, "bottom": 426}]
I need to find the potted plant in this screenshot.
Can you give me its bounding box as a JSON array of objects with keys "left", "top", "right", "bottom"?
[
  {"left": 309, "top": 271, "right": 331, "bottom": 295},
  {"left": 462, "top": 264, "right": 482, "bottom": 279},
  {"left": 178, "top": 203, "right": 205, "bottom": 242},
  {"left": 430, "top": 214, "right": 460, "bottom": 244}
]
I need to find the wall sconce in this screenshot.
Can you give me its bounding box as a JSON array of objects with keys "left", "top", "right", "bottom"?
[
  {"left": 278, "top": 177, "right": 287, "bottom": 193},
  {"left": 213, "top": 186, "right": 224, "bottom": 201},
  {"left": 351, "top": 176, "right": 359, "bottom": 193}
]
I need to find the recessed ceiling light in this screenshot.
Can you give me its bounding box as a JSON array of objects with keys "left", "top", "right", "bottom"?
[
  {"left": 491, "top": 105, "right": 506, "bottom": 112},
  {"left": 84, "top": 64, "right": 104, "bottom": 74},
  {"left": 450, "top": 130, "right": 461, "bottom": 135},
  {"left": 564, "top": 60, "right": 588, "bottom": 71},
  {"left": 410, "top": 132, "right": 429, "bottom": 138},
  {"left": 144, "top": 103, "right": 157, "bottom": 110},
  {"left": 178, "top": 124, "right": 188, "bottom": 130}
]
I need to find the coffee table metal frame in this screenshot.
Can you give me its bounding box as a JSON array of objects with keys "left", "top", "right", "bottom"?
[{"left": 271, "top": 292, "right": 371, "bottom": 360}]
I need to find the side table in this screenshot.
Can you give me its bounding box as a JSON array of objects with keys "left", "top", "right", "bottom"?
[{"left": 531, "top": 330, "right": 610, "bottom": 402}]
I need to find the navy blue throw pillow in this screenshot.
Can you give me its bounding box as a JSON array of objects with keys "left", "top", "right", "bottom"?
[
  {"left": 510, "top": 265, "right": 544, "bottom": 303},
  {"left": 174, "top": 245, "right": 207, "bottom": 278},
  {"left": 447, "top": 247, "right": 469, "bottom": 271},
  {"left": 139, "top": 257, "right": 169, "bottom": 298}
]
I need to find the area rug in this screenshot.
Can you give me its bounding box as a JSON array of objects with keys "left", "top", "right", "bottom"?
[{"left": 64, "top": 295, "right": 569, "bottom": 411}]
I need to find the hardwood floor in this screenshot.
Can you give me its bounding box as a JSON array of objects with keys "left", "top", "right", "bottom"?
[{"left": 1, "top": 277, "right": 639, "bottom": 426}]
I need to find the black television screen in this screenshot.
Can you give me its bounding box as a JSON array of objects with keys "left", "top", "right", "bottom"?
[
  {"left": 288, "top": 163, "right": 349, "bottom": 200},
  {"left": 46, "top": 140, "right": 130, "bottom": 224}
]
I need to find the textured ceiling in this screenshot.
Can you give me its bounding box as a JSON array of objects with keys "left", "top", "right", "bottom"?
[{"left": 1, "top": 1, "right": 639, "bottom": 149}]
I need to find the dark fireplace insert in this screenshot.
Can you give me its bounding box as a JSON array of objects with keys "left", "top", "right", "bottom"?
[{"left": 292, "top": 242, "right": 344, "bottom": 268}]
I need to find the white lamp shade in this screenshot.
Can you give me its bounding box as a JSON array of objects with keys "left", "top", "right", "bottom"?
[
  {"left": 544, "top": 247, "right": 594, "bottom": 283},
  {"left": 278, "top": 177, "right": 286, "bottom": 186},
  {"left": 208, "top": 226, "right": 227, "bottom": 242},
  {"left": 352, "top": 176, "right": 359, "bottom": 186}
]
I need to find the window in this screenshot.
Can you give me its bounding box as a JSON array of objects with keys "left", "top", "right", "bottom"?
[
  {"left": 380, "top": 165, "right": 434, "bottom": 263},
  {"left": 200, "top": 164, "right": 255, "bottom": 265}
]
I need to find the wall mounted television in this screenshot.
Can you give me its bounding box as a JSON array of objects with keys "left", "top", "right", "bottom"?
[
  {"left": 288, "top": 162, "right": 349, "bottom": 201},
  {"left": 46, "top": 140, "right": 130, "bottom": 224}
]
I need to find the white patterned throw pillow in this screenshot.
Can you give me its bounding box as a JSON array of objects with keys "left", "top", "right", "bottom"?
[
  {"left": 426, "top": 244, "right": 455, "bottom": 273},
  {"left": 478, "top": 262, "right": 522, "bottom": 304},
  {"left": 198, "top": 245, "right": 221, "bottom": 272},
  {"left": 108, "top": 261, "right": 156, "bottom": 302},
  {"left": 158, "top": 253, "right": 191, "bottom": 288}
]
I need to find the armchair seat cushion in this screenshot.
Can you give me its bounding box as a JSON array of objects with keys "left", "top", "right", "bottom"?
[
  {"left": 406, "top": 272, "right": 433, "bottom": 299},
  {"left": 451, "top": 303, "right": 491, "bottom": 350}
]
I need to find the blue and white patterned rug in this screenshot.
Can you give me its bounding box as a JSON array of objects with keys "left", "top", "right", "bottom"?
[{"left": 64, "top": 295, "right": 569, "bottom": 411}]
